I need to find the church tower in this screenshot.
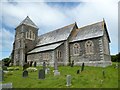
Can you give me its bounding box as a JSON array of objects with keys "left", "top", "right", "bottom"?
[{"left": 13, "top": 16, "right": 39, "bottom": 66}]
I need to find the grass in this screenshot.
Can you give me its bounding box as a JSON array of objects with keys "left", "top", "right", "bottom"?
[{"left": 2, "top": 62, "right": 118, "bottom": 88}]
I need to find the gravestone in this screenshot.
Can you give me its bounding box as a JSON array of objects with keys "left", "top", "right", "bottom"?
[
  {"left": 0, "top": 70, "right": 3, "bottom": 82},
  {"left": 102, "top": 70, "right": 105, "bottom": 78},
  {"left": 1, "top": 83, "right": 12, "bottom": 88},
  {"left": 71, "top": 60, "right": 74, "bottom": 67},
  {"left": 54, "top": 60, "right": 60, "bottom": 76},
  {"left": 38, "top": 69, "right": 45, "bottom": 79},
  {"left": 30, "top": 61, "right": 33, "bottom": 67},
  {"left": 77, "top": 70, "right": 80, "bottom": 74},
  {"left": 43, "top": 62, "right": 46, "bottom": 70},
  {"left": 81, "top": 62, "right": 84, "bottom": 72},
  {"left": 54, "top": 70, "right": 60, "bottom": 76},
  {"left": 34, "top": 62, "right": 37, "bottom": 67},
  {"left": 22, "top": 70, "right": 28, "bottom": 78},
  {"left": 66, "top": 75, "right": 71, "bottom": 86},
  {"left": 45, "top": 68, "right": 50, "bottom": 74}
]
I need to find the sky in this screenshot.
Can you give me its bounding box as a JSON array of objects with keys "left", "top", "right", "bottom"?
[{"left": 0, "top": 0, "right": 119, "bottom": 60}]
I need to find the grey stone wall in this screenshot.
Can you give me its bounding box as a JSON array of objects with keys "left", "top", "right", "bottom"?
[
  {"left": 54, "top": 43, "right": 65, "bottom": 66},
  {"left": 102, "top": 30, "right": 111, "bottom": 62},
  {"left": 70, "top": 38, "right": 102, "bottom": 66},
  {"left": 13, "top": 24, "right": 38, "bottom": 66}
]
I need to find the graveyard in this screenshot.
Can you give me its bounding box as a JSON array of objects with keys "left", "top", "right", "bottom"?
[{"left": 1, "top": 62, "right": 119, "bottom": 88}]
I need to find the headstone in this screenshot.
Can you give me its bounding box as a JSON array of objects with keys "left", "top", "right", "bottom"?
[
  {"left": 1, "top": 83, "right": 12, "bottom": 88},
  {"left": 66, "top": 75, "right": 71, "bottom": 86},
  {"left": 47, "top": 68, "right": 50, "bottom": 74},
  {"left": 0, "top": 70, "right": 3, "bottom": 82},
  {"left": 22, "top": 70, "right": 28, "bottom": 78},
  {"left": 77, "top": 70, "right": 80, "bottom": 74},
  {"left": 43, "top": 62, "right": 46, "bottom": 70},
  {"left": 54, "top": 61, "right": 58, "bottom": 70},
  {"left": 81, "top": 62, "right": 84, "bottom": 72},
  {"left": 102, "top": 70, "right": 105, "bottom": 78},
  {"left": 30, "top": 61, "right": 33, "bottom": 67},
  {"left": 54, "top": 70, "right": 60, "bottom": 76},
  {"left": 45, "top": 68, "right": 50, "bottom": 74},
  {"left": 38, "top": 69, "right": 45, "bottom": 79},
  {"left": 71, "top": 60, "right": 74, "bottom": 67},
  {"left": 34, "top": 62, "right": 37, "bottom": 67}
]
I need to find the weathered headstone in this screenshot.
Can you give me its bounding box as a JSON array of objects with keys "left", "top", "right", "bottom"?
[
  {"left": 66, "top": 75, "right": 71, "bottom": 86},
  {"left": 54, "top": 60, "right": 60, "bottom": 76},
  {"left": 0, "top": 70, "right": 3, "bottom": 82},
  {"left": 1, "top": 83, "right": 12, "bottom": 89},
  {"left": 71, "top": 60, "right": 74, "bottom": 67},
  {"left": 38, "top": 69, "right": 45, "bottom": 79},
  {"left": 45, "top": 68, "right": 50, "bottom": 74},
  {"left": 43, "top": 62, "right": 46, "bottom": 70},
  {"left": 54, "top": 61, "right": 58, "bottom": 70},
  {"left": 102, "top": 70, "right": 105, "bottom": 78},
  {"left": 81, "top": 62, "right": 84, "bottom": 72},
  {"left": 77, "top": 70, "right": 80, "bottom": 74},
  {"left": 30, "top": 61, "right": 33, "bottom": 67},
  {"left": 34, "top": 62, "right": 37, "bottom": 67},
  {"left": 22, "top": 70, "right": 28, "bottom": 78},
  {"left": 54, "top": 70, "right": 60, "bottom": 76}
]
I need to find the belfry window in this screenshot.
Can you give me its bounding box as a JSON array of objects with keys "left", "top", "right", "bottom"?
[
  {"left": 73, "top": 43, "right": 80, "bottom": 55},
  {"left": 85, "top": 40, "right": 94, "bottom": 54}
]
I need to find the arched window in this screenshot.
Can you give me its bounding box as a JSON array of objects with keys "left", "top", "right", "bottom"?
[
  {"left": 85, "top": 40, "right": 94, "bottom": 54},
  {"left": 57, "top": 50, "right": 61, "bottom": 59},
  {"left": 26, "top": 32, "right": 29, "bottom": 39},
  {"left": 73, "top": 43, "right": 80, "bottom": 55},
  {"left": 30, "top": 30, "right": 32, "bottom": 39}
]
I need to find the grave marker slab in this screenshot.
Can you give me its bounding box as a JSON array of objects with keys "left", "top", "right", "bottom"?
[
  {"left": 38, "top": 69, "right": 45, "bottom": 79},
  {"left": 1, "top": 83, "right": 12, "bottom": 89},
  {"left": 43, "top": 62, "right": 46, "bottom": 70},
  {"left": 22, "top": 70, "right": 28, "bottom": 78},
  {"left": 77, "top": 70, "right": 80, "bottom": 74},
  {"left": 81, "top": 62, "right": 84, "bottom": 72},
  {"left": 34, "top": 62, "right": 37, "bottom": 67},
  {"left": 71, "top": 60, "right": 74, "bottom": 67},
  {"left": 66, "top": 75, "right": 71, "bottom": 86},
  {"left": 54, "top": 70, "right": 60, "bottom": 76}
]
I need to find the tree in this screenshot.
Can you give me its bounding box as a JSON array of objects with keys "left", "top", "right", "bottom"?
[
  {"left": 2, "top": 57, "right": 11, "bottom": 66},
  {"left": 111, "top": 52, "right": 120, "bottom": 62}
]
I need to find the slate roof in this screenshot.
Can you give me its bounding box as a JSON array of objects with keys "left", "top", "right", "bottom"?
[
  {"left": 36, "top": 23, "right": 75, "bottom": 46},
  {"left": 16, "top": 16, "right": 38, "bottom": 29},
  {"left": 28, "top": 42, "right": 63, "bottom": 54},
  {"left": 70, "top": 21, "right": 107, "bottom": 42}
]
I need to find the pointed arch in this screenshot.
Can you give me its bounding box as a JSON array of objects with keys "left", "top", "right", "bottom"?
[
  {"left": 73, "top": 43, "right": 80, "bottom": 55},
  {"left": 85, "top": 40, "right": 94, "bottom": 54}
]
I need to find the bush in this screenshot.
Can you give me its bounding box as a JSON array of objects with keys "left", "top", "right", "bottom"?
[
  {"left": 2, "top": 66, "right": 7, "bottom": 70},
  {"left": 7, "top": 67, "right": 14, "bottom": 71},
  {"left": 26, "top": 67, "right": 37, "bottom": 72},
  {"left": 14, "top": 67, "right": 20, "bottom": 70}
]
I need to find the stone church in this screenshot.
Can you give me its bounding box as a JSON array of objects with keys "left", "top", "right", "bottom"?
[{"left": 11, "top": 16, "right": 111, "bottom": 67}]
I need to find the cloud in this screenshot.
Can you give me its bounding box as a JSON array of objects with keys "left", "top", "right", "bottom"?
[
  {"left": 0, "top": 28, "right": 14, "bottom": 60},
  {"left": 1, "top": 0, "right": 119, "bottom": 60}
]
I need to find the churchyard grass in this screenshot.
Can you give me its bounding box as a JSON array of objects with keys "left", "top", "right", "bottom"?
[{"left": 2, "top": 62, "right": 118, "bottom": 88}]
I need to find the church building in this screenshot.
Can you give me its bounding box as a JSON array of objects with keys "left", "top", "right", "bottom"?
[{"left": 11, "top": 16, "right": 111, "bottom": 67}]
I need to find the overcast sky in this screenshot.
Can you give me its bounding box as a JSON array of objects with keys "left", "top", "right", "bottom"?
[{"left": 0, "top": 0, "right": 119, "bottom": 60}]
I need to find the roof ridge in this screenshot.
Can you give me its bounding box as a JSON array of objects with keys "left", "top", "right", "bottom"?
[
  {"left": 78, "top": 20, "right": 103, "bottom": 30},
  {"left": 39, "top": 22, "right": 75, "bottom": 37},
  {"left": 16, "top": 16, "right": 38, "bottom": 29}
]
